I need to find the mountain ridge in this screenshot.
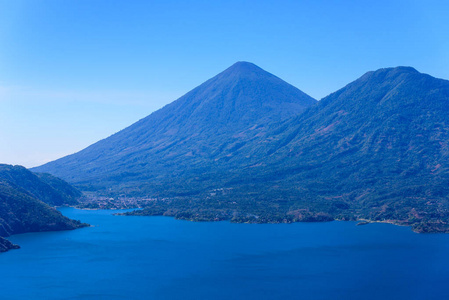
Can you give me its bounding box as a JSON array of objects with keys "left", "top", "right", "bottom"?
[
  {"left": 209, "top": 66, "right": 449, "bottom": 231},
  {"left": 32, "top": 63, "right": 449, "bottom": 232},
  {"left": 0, "top": 164, "right": 81, "bottom": 206},
  {"left": 33, "top": 62, "right": 317, "bottom": 193},
  {"left": 0, "top": 164, "right": 88, "bottom": 253},
  {"left": 121, "top": 66, "right": 449, "bottom": 232}
]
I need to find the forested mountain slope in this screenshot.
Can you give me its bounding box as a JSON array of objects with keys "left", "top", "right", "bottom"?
[
  {"left": 33, "top": 62, "right": 317, "bottom": 194},
  {"left": 0, "top": 164, "right": 81, "bottom": 206},
  {"left": 0, "top": 165, "right": 87, "bottom": 253},
  {"left": 33, "top": 64, "right": 449, "bottom": 232},
  {"left": 128, "top": 67, "right": 449, "bottom": 232}
]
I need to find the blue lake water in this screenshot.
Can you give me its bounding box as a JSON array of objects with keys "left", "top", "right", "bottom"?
[{"left": 2, "top": 207, "right": 449, "bottom": 300}]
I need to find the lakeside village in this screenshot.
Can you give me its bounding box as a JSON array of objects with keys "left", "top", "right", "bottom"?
[
  {"left": 79, "top": 188, "right": 231, "bottom": 210},
  {"left": 79, "top": 194, "right": 158, "bottom": 210}
]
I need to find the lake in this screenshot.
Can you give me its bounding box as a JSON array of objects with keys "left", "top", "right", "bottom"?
[{"left": 1, "top": 207, "right": 449, "bottom": 300}]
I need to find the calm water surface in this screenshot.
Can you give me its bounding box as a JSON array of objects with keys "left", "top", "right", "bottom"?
[{"left": 1, "top": 207, "right": 449, "bottom": 300}]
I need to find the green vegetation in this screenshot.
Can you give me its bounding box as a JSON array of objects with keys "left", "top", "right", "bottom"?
[
  {"left": 0, "top": 165, "right": 88, "bottom": 253},
  {"left": 33, "top": 62, "right": 317, "bottom": 191},
  {"left": 34, "top": 64, "right": 449, "bottom": 233},
  {"left": 114, "top": 67, "right": 449, "bottom": 233},
  {"left": 0, "top": 164, "right": 81, "bottom": 206}
]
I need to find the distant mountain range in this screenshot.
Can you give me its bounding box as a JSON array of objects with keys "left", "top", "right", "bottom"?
[
  {"left": 33, "top": 62, "right": 449, "bottom": 232},
  {"left": 0, "top": 164, "right": 87, "bottom": 252}
]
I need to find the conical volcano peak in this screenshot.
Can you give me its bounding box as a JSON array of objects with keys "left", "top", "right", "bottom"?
[
  {"left": 217, "top": 61, "right": 276, "bottom": 80},
  {"left": 33, "top": 62, "right": 317, "bottom": 186},
  {"left": 227, "top": 61, "right": 262, "bottom": 72},
  {"left": 183, "top": 61, "right": 317, "bottom": 127}
]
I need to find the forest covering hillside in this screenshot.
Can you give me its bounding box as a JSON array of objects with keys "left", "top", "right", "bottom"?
[
  {"left": 34, "top": 63, "right": 449, "bottom": 232},
  {"left": 33, "top": 62, "right": 317, "bottom": 193},
  {"left": 0, "top": 165, "right": 81, "bottom": 206},
  {"left": 0, "top": 165, "right": 87, "bottom": 252}
]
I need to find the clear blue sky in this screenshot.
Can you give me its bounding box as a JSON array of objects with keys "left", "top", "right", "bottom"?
[{"left": 1, "top": 0, "right": 448, "bottom": 167}]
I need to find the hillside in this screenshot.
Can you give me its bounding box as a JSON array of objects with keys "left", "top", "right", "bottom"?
[
  {"left": 33, "top": 62, "right": 317, "bottom": 194},
  {"left": 0, "top": 164, "right": 81, "bottom": 206},
  {"left": 0, "top": 165, "right": 88, "bottom": 253},
  {"left": 244, "top": 66, "right": 449, "bottom": 231},
  {"left": 125, "top": 67, "right": 449, "bottom": 232},
  {"left": 32, "top": 63, "right": 449, "bottom": 232}
]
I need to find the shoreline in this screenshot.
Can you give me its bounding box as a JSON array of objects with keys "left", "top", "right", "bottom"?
[{"left": 64, "top": 206, "right": 448, "bottom": 234}]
